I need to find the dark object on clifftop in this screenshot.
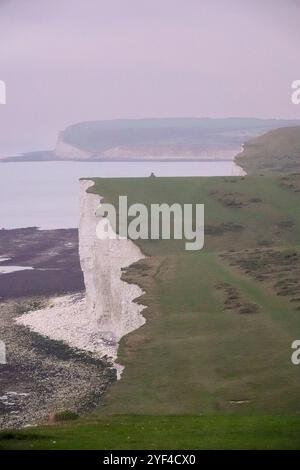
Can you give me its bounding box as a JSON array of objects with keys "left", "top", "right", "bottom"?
[{"left": 150, "top": 172, "right": 156, "bottom": 178}]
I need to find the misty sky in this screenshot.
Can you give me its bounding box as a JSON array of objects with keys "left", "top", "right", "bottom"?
[{"left": 0, "top": 0, "right": 300, "bottom": 155}]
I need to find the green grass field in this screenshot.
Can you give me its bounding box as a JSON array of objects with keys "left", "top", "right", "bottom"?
[
  {"left": 2, "top": 175, "right": 300, "bottom": 449},
  {"left": 1, "top": 416, "right": 300, "bottom": 450},
  {"left": 89, "top": 176, "right": 300, "bottom": 418}
]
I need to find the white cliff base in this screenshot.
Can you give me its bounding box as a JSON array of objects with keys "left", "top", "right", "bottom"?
[
  {"left": 231, "top": 162, "right": 247, "bottom": 176},
  {"left": 16, "top": 180, "right": 146, "bottom": 378}
]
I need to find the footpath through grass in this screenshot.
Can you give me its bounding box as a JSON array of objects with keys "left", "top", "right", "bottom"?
[{"left": 89, "top": 176, "right": 300, "bottom": 417}]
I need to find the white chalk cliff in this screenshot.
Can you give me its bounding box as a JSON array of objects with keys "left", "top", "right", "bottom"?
[
  {"left": 54, "top": 132, "right": 93, "bottom": 160},
  {"left": 78, "top": 180, "right": 146, "bottom": 353},
  {"left": 16, "top": 180, "right": 146, "bottom": 375}
]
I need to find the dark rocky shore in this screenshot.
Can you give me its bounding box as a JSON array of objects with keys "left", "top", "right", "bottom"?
[
  {"left": 0, "top": 228, "right": 116, "bottom": 429},
  {"left": 0, "top": 227, "right": 84, "bottom": 299}
]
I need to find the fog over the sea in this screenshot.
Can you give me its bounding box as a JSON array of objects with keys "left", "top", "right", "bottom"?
[{"left": 0, "top": 0, "right": 299, "bottom": 155}]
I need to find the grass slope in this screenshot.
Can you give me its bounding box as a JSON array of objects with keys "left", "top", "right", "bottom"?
[
  {"left": 89, "top": 176, "right": 300, "bottom": 417},
  {"left": 1, "top": 416, "right": 300, "bottom": 450},
  {"left": 236, "top": 127, "right": 300, "bottom": 175}
]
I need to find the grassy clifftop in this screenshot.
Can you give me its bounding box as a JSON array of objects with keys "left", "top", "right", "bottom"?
[
  {"left": 236, "top": 127, "right": 300, "bottom": 175},
  {"left": 88, "top": 176, "right": 300, "bottom": 418}
]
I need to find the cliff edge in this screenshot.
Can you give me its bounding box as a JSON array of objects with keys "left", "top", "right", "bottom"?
[{"left": 16, "top": 180, "right": 146, "bottom": 375}]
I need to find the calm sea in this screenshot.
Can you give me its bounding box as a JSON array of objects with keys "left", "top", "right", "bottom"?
[{"left": 0, "top": 160, "right": 241, "bottom": 229}]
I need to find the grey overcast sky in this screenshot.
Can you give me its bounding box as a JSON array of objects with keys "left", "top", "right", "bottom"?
[{"left": 0, "top": 0, "right": 300, "bottom": 155}]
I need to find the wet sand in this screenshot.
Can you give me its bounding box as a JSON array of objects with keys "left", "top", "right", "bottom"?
[{"left": 0, "top": 228, "right": 84, "bottom": 300}]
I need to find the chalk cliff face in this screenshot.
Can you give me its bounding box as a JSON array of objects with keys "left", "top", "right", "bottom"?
[
  {"left": 54, "top": 133, "right": 240, "bottom": 161},
  {"left": 53, "top": 117, "right": 300, "bottom": 162},
  {"left": 100, "top": 145, "right": 240, "bottom": 160},
  {"left": 54, "top": 132, "right": 93, "bottom": 160},
  {"left": 16, "top": 181, "right": 145, "bottom": 375},
  {"left": 79, "top": 180, "right": 146, "bottom": 349}
]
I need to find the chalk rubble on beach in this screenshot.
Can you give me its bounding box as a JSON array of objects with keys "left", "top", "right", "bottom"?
[{"left": 16, "top": 180, "right": 146, "bottom": 377}]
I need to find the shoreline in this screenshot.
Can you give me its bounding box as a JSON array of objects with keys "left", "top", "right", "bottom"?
[
  {"left": 0, "top": 227, "right": 114, "bottom": 429},
  {"left": 1, "top": 157, "right": 238, "bottom": 163},
  {"left": 0, "top": 298, "right": 115, "bottom": 430},
  {"left": 16, "top": 180, "right": 146, "bottom": 379}
]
